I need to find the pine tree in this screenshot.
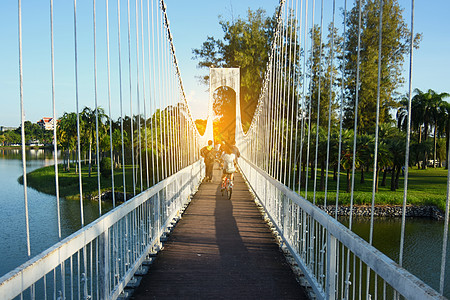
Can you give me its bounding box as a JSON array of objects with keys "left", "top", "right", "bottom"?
[{"left": 343, "top": 0, "right": 421, "bottom": 134}]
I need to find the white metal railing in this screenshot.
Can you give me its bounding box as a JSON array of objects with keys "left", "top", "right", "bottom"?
[
  {"left": 0, "top": 160, "right": 204, "bottom": 300},
  {"left": 239, "top": 157, "right": 444, "bottom": 300}
]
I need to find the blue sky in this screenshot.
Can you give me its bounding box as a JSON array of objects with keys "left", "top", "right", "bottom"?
[{"left": 0, "top": 0, "right": 449, "bottom": 127}]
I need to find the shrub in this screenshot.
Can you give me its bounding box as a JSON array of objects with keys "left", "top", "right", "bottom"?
[{"left": 100, "top": 157, "right": 112, "bottom": 178}]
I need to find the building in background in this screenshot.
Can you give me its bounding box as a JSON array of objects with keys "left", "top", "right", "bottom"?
[
  {"left": 37, "top": 117, "right": 56, "bottom": 131},
  {"left": 0, "top": 126, "right": 16, "bottom": 132}
]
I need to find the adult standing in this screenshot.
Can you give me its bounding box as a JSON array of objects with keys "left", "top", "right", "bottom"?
[{"left": 200, "top": 140, "right": 215, "bottom": 182}]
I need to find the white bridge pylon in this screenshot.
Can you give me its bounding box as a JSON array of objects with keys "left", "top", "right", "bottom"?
[{"left": 206, "top": 67, "right": 242, "bottom": 146}]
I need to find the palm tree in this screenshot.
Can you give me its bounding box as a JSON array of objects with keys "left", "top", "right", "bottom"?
[
  {"left": 427, "top": 90, "right": 449, "bottom": 167},
  {"left": 58, "top": 112, "right": 77, "bottom": 171},
  {"left": 81, "top": 106, "right": 107, "bottom": 177},
  {"left": 339, "top": 129, "right": 359, "bottom": 193},
  {"left": 438, "top": 100, "right": 450, "bottom": 168},
  {"left": 397, "top": 89, "right": 449, "bottom": 169},
  {"left": 356, "top": 134, "right": 374, "bottom": 184}
]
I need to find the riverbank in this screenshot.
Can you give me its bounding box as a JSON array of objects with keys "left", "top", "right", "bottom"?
[
  {"left": 299, "top": 167, "right": 449, "bottom": 212},
  {"left": 319, "top": 204, "right": 444, "bottom": 220},
  {"left": 19, "top": 163, "right": 139, "bottom": 202},
  {"left": 0, "top": 145, "right": 53, "bottom": 150},
  {"left": 21, "top": 164, "right": 449, "bottom": 219}
]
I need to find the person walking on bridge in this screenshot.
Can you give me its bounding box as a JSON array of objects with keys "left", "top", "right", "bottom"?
[{"left": 200, "top": 140, "right": 215, "bottom": 182}]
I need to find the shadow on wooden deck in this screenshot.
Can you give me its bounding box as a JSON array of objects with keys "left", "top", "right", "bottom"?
[{"left": 130, "top": 165, "right": 309, "bottom": 299}]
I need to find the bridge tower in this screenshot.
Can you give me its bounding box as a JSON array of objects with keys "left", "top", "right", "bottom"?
[{"left": 209, "top": 67, "right": 242, "bottom": 145}]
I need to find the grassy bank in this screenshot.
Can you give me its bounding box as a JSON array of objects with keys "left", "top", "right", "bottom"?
[
  {"left": 22, "top": 163, "right": 449, "bottom": 212},
  {"left": 300, "top": 167, "right": 448, "bottom": 211},
  {"left": 21, "top": 163, "right": 148, "bottom": 200},
  {"left": 1, "top": 145, "right": 52, "bottom": 150}
]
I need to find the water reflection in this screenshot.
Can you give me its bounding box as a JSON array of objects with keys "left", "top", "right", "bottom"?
[
  {"left": 340, "top": 217, "right": 450, "bottom": 297},
  {"left": 0, "top": 149, "right": 112, "bottom": 277}
]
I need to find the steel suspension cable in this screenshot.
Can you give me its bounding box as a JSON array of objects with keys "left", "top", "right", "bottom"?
[
  {"left": 269, "top": 21, "right": 278, "bottom": 178},
  {"left": 18, "top": 0, "right": 31, "bottom": 257},
  {"left": 140, "top": 0, "right": 149, "bottom": 189},
  {"left": 50, "top": 0, "right": 61, "bottom": 238},
  {"left": 345, "top": 2, "right": 362, "bottom": 299},
  {"left": 73, "top": 0, "right": 84, "bottom": 227},
  {"left": 146, "top": 0, "right": 156, "bottom": 186},
  {"left": 269, "top": 21, "right": 280, "bottom": 178},
  {"left": 269, "top": 35, "right": 278, "bottom": 178},
  {"left": 280, "top": 2, "right": 290, "bottom": 182},
  {"left": 151, "top": 0, "right": 160, "bottom": 183},
  {"left": 366, "top": 1, "right": 384, "bottom": 296},
  {"left": 290, "top": 0, "right": 301, "bottom": 190},
  {"left": 349, "top": 0, "right": 362, "bottom": 232},
  {"left": 284, "top": 0, "right": 295, "bottom": 187},
  {"left": 271, "top": 10, "right": 281, "bottom": 179},
  {"left": 441, "top": 100, "right": 450, "bottom": 294},
  {"left": 304, "top": 0, "right": 316, "bottom": 201},
  {"left": 298, "top": 0, "right": 310, "bottom": 196},
  {"left": 156, "top": 4, "right": 165, "bottom": 180},
  {"left": 135, "top": 0, "right": 143, "bottom": 191},
  {"left": 312, "top": 0, "right": 324, "bottom": 206},
  {"left": 335, "top": 0, "right": 348, "bottom": 219},
  {"left": 264, "top": 46, "right": 275, "bottom": 174},
  {"left": 275, "top": 6, "right": 286, "bottom": 181},
  {"left": 127, "top": 0, "right": 136, "bottom": 195},
  {"left": 118, "top": 0, "right": 127, "bottom": 201},
  {"left": 163, "top": 5, "right": 169, "bottom": 176},
  {"left": 106, "top": 0, "right": 116, "bottom": 207},
  {"left": 436, "top": 0, "right": 450, "bottom": 292},
  {"left": 370, "top": 0, "right": 384, "bottom": 246},
  {"left": 93, "top": 0, "right": 102, "bottom": 214},
  {"left": 161, "top": 8, "right": 169, "bottom": 178},
  {"left": 166, "top": 25, "right": 173, "bottom": 177},
  {"left": 170, "top": 36, "right": 176, "bottom": 176},
  {"left": 323, "top": 0, "right": 336, "bottom": 210},
  {"left": 399, "top": 0, "right": 415, "bottom": 268},
  {"left": 282, "top": 0, "right": 293, "bottom": 185},
  {"left": 164, "top": 18, "right": 172, "bottom": 177}
]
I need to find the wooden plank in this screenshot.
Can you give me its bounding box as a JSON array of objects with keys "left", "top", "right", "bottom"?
[{"left": 131, "top": 166, "right": 308, "bottom": 299}]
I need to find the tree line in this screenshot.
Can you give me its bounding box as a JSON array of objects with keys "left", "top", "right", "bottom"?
[
  {"left": 192, "top": 0, "right": 449, "bottom": 194},
  {"left": 56, "top": 104, "right": 193, "bottom": 183},
  {"left": 0, "top": 121, "right": 53, "bottom": 146}
]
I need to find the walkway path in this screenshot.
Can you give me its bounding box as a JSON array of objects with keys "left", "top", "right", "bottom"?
[{"left": 131, "top": 166, "right": 308, "bottom": 299}]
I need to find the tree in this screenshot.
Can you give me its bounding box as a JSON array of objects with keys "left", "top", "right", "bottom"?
[
  {"left": 212, "top": 87, "right": 236, "bottom": 143},
  {"left": 398, "top": 89, "right": 449, "bottom": 168},
  {"left": 194, "top": 119, "right": 207, "bottom": 136},
  {"left": 81, "top": 106, "right": 107, "bottom": 177},
  {"left": 192, "top": 8, "right": 277, "bottom": 132},
  {"left": 356, "top": 134, "right": 374, "bottom": 184},
  {"left": 339, "top": 129, "right": 360, "bottom": 193},
  {"left": 343, "top": 0, "right": 421, "bottom": 134},
  {"left": 307, "top": 24, "right": 341, "bottom": 129},
  {"left": 57, "top": 112, "right": 78, "bottom": 171},
  {"left": 438, "top": 101, "right": 450, "bottom": 168},
  {"left": 3, "top": 130, "right": 20, "bottom": 145}
]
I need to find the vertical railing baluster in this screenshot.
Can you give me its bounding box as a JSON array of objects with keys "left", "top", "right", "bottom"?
[{"left": 326, "top": 233, "right": 337, "bottom": 300}]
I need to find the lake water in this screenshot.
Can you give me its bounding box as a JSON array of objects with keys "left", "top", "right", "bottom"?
[
  {"left": 341, "top": 216, "right": 450, "bottom": 297},
  {"left": 0, "top": 148, "right": 112, "bottom": 277},
  {"left": 0, "top": 149, "right": 449, "bottom": 297}
]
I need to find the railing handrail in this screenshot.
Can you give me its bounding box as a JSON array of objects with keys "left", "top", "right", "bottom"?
[
  {"left": 0, "top": 160, "right": 203, "bottom": 299},
  {"left": 239, "top": 157, "right": 445, "bottom": 300}
]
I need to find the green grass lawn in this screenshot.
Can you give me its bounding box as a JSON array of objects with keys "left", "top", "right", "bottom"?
[
  {"left": 300, "top": 167, "right": 449, "bottom": 211},
  {"left": 22, "top": 162, "right": 449, "bottom": 212},
  {"left": 22, "top": 163, "right": 149, "bottom": 200}
]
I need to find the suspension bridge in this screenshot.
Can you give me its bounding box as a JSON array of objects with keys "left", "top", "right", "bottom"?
[{"left": 0, "top": 0, "right": 449, "bottom": 299}]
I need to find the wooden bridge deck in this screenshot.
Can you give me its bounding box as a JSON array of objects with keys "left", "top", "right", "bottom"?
[{"left": 131, "top": 166, "right": 308, "bottom": 299}]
